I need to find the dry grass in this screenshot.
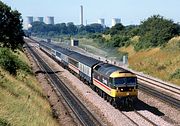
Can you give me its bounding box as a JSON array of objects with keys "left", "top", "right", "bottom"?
[
  {"left": 120, "top": 36, "right": 180, "bottom": 86},
  {"left": 0, "top": 51, "right": 59, "bottom": 126}
]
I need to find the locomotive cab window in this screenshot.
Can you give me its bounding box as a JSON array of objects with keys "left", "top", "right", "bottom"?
[{"left": 113, "top": 77, "right": 137, "bottom": 86}]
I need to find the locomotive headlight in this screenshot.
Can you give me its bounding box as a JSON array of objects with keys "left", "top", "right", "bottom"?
[{"left": 120, "top": 88, "right": 123, "bottom": 91}]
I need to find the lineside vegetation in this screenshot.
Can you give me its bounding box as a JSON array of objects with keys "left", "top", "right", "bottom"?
[{"left": 0, "top": 1, "right": 59, "bottom": 125}]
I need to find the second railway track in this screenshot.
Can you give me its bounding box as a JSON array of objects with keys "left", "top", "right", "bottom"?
[
  {"left": 138, "top": 83, "right": 180, "bottom": 109},
  {"left": 121, "top": 110, "right": 159, "bottom": 126}
]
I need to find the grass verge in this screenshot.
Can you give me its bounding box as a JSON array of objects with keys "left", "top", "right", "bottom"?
[{"left": 0, "top": 50, "right": 59, "bottom": 126}]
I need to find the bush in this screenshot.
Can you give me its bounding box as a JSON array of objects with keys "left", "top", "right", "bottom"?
[
  {"left": 0, "top": 48, "right": 18, "bottom": 75},
  {"left": 16, "top": 57, "right": 32, "bottom": 74},
  {"left": 135, "top": 15, "right": 178, "bottom": 50},
  {"left": 0, "top": 48, "right": 32, "bottom": 75},
  {"left": 108, "top": 35, "right": 130, "bottom": 48},
  {"left": 170, "top": 69, "right": 180, "bottom": 79},
  {"left": 0, "top": 118, "right": 11, "bottom": 126}
]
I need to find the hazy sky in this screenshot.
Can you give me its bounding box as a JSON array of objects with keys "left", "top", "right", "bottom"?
[{"left": 1, "top": 0, "right": 180, "bottom": 26}]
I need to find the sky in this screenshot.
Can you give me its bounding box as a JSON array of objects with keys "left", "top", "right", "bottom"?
[{"left": 1, "top": 0, "right": 180, "bottom": 26}]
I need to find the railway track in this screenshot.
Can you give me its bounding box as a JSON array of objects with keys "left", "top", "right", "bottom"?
[
  {"left": 121, "top": 110, "right": 159, "bottom": 126},
  {"left": 136, "top": 73, "right": 180, "bottom": 96},
  {"left": 134, "top": 110, "right": 158, "bottom": 126},
  {"left": 120, "top": 112, "right": 139, "bottom": 126},
  {"left": 25, "top": 42, "right": 103, "bottom": 126},
  {"left": 138, "top": 83, "right": 180, "bottom": 109}
]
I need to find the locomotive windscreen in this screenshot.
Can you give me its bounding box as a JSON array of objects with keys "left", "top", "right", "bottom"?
[{"left": 113, "top": 77, "right": 137, "bottom": 86}]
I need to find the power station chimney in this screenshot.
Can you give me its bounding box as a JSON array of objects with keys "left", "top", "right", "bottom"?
[{"left": 80, "top": 5, "right": 83, "bottom": 26}]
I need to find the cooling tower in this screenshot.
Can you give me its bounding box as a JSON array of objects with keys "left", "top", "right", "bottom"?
[
  {"left": 46, "top": 16, "right": 54, "bottom": 24},
  {"left": 98, "top": 18, "right": 105, "bottom": 27},
  {"left": 35, "top": 17, "right": 44, "bottom": 22},
  {"left": 112, "top": 18, "right": 121, "bottom": 27},
  {"left": 26, "top": 16, "right": 33, "bottom": 25}
]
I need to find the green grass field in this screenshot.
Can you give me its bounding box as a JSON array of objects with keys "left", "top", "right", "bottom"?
[{"left": 0, "top": 51, "right": 59, "bottom": 126}]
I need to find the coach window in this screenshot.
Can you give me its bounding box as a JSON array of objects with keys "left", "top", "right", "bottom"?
[
  {"left": 80, "top": 63, "right": 83, "bottom": 71},
  {"left": 56, "top": 52, "right": 61, "bottom": 58},
  {"left": 69, "top": 58, "right": 78, "bottom": 67}
]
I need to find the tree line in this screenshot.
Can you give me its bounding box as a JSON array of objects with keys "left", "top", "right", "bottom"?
[
  {"left": 30, "top": 15, "right": 180, "bottom": 51},
  {"left": 29, "top": 22, "right": 105, "bottom": 37},
  {"left": 93, "top": 15, "right": 180, "bottom": 51}
]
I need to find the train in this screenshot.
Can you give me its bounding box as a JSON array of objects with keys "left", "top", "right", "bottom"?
[{"left": 37, "top": 40, "right": 138, "bottom": 108}]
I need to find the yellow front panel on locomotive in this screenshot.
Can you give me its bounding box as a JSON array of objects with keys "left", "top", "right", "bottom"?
[{"left": 110, "top": 89, "right": 138, "bottom": 97}]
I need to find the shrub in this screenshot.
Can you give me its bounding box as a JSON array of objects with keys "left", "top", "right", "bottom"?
[
  {"left": 16, "top": 58, "right": 32, "bottom": 74},
  {"left": 108, "top": 35, "right": 130, "bottom": 48},
  {"left": 0, "top": 118, "right": 11, "bottom": 126},
  {"left": 0, "top": 48, "right": 18, "bottom": 75},
  {"left": 170, "top": 69, "right": 180, "bottom": 79},
  {"left": 135, "top": 15, "right": 178, "bottom": 50},
  {"left": 0, "top": 48, "right": 32, "bottom": 75}
]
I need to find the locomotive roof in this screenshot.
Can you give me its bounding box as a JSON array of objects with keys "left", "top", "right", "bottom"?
[
  {"left": 69, "top": 52, "right": 100, "bottom": 67},
  {"left": 94, "top": 63, "right": 129, "bottom": 77}
]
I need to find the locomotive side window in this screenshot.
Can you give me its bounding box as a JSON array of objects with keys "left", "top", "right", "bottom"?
[
  {"left": 93, "top": 71, "right": 100, "bottom": 81},
  {"left": 98, "top": 74, "right": 101, "bottom": 81},
  {"left": 109, "top": 77, "right": 113, "bottom": 86},
  {"left": 102, "top": 77, "right": 108, "bottom": 85},
  {"left": 93, "top": 71, "right": 97, "bottom": 78}
]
